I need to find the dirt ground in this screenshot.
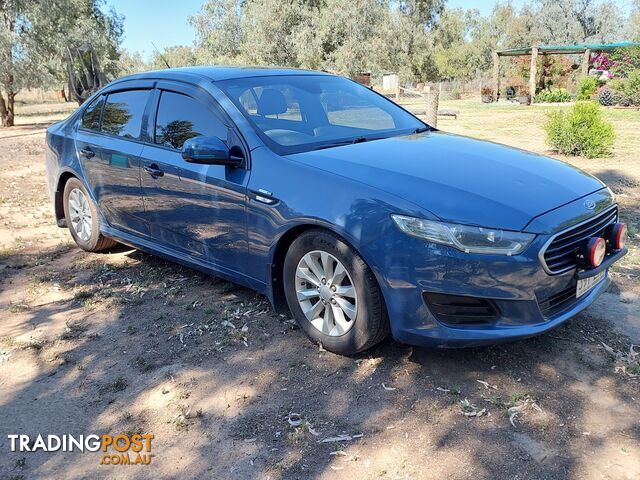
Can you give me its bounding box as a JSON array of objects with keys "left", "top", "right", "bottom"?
[{"left": 0, "top": 101, "right": 639, "bottom": 480}]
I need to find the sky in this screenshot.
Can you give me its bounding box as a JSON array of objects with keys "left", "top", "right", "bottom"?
[
  {"left": 106, "top": 0, "right": 632, "bottom": 57},
  {"left": 105, "top": 0, "right": 204, "bottom": 58}
]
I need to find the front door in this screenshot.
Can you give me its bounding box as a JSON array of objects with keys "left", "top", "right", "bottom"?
[{"left": 140, "top": 85, "right": 249, "bottom": 274}]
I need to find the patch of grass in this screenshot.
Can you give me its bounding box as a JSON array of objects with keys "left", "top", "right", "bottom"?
[
  {"left": 134, "top": 356, "right": 154, "bottom": 373},
  {"left": 168, "top": 404, "right": 196, "bottom": 431},
  {"left": 125, "top": 423, "right": 146, "bottom": 438},
  {"left": 9, "top": 302, "right": 30, "bottom": 313},
  {"left": 112, "top": 376, "right": 128, "bottom": 392},
  {"left": 628, "top": 363, "right": 640, "bottom": 375},
  {"left": 509, "top": 391, "right": 532, "bottom": 404},
  {"left": 29, "top": 270, "right": 57, "bottom": 284},
  {"left": 486, "top": 395, "right": 506, "bottom": 409},
  {"left": 60, "top": 321, "right": 87, "bottom": 340},
  {"left": 73, "top": 289, "right": 95, "bottom": 301},
  {"left": 217, "top": 281, "right": 237, "bottom": 293}
]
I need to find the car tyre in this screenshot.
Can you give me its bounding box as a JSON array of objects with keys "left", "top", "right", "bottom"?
[
  {"left": 63, "top": 177, "right": 118, "bottom": 252},
  {"left": 283, "top": 229, "right": 389, "bottom": 355}
]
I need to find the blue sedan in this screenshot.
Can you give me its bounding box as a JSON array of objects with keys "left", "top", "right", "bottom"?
[{"left": 45, "top": 67, "right": 628, "bottom": 355}]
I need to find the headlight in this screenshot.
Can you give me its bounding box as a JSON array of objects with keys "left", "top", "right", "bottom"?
[{"left": 391, "top": 215, "right": 535, "bottom": 255}]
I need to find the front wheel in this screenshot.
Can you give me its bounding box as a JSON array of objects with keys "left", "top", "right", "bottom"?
[
  {"left": 62, "top": 177, "right": 118, "bottom": 252},
  {"left": 283, "top": 229, "right": 388, "bottom": 355}
]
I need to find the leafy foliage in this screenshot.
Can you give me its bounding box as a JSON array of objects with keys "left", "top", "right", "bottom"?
[
  {"left": 608, "top": 71, "right": 640, "bottom": 106},
  {"left": 577, "top": 76, "right": 599, "bottom": 100},
  {"left": 534, "top": 88, "right": 572, "bottom": 103},
  {"left": 597, "top": 86, "right": 615, "bottom": 106},
  {"left": 609, "top": 46, "right": 640, "bottom": 78},
  {"left": 544, "top": 102, "right": 615, "bottom": 158},
  {"left": 0, "top": 0, "right": 122, "bottom": 125}
]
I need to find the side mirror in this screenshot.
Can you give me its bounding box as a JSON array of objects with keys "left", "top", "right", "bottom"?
[{"left": 181, "top": 136, "right": 242, "bottom": 167}]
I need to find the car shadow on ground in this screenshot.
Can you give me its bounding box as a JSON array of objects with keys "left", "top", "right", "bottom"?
[{"left": 1, "top": 243, "right": 639, "bottom": 480}]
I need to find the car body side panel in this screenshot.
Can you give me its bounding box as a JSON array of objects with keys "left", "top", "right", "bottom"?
[
  {"left": 140, "top": 143, "right": 251, "bottom": 271},
  {"left": 75, "top": 129, "right": 148, "bottom": 235},
  {"left": 244, "top": 146, "right": 435, "bottom": 300}
]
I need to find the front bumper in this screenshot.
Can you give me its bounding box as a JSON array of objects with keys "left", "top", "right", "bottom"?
[
  {"left": 363, "top": 215, "right": 625, "bottom": 349},
  {"left": 394, "top": 273, "right": 611, "bottom": 348}
]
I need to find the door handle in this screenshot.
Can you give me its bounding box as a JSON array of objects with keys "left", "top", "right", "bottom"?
[
  {"left": 79, "top": 147, "right": 95, "bottom": 158},
  {"left": 144, "top": 164, "right": 164, "bottom": 178}
]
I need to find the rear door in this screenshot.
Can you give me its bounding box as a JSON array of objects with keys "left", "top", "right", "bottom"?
[
  {"left": 75, "top": 86, "right": 152, "bottom": 235},
  {"left": 139, "top": 82, "right": 250, "bottom": 273}
]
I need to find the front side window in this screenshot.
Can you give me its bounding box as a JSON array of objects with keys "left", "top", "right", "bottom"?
[
  {"left": 154, "top": 91, "right": 227, "bottom": 150},
  {"left": 81, "top": 95, "right": 104, "bottom": 131},
  {"left": 218, "top": 75, "right": 425, "bottom": 154},
  {"left": 101, "top": 90, "right": 149, "bottom": 139}
]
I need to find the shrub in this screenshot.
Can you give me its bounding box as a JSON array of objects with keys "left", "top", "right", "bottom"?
[
  {"left": 597, "top": 86, "right": 615, "bottom": 106},
  {"left": 577, "top": 77, "right": 598, "bottom": 100},
  {"left": 609, "top": 71, "right": 640, "bottom": 106},
  {"left": 534, "top": 88, "right": 572, "bottom": 103},
  {"left": 544, "top": 101, "right": 615, "bottom": 158},
  {"left": 609, "top": 46, "right": 640, "bottom": 78}
]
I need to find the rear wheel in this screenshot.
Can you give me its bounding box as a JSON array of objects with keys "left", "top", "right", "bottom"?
[
  {"left": 63, "top": 177, "right": 118, "bottom": 252},
  {"left": 283, "top": 229, "right": 388, "bottom": 355}
]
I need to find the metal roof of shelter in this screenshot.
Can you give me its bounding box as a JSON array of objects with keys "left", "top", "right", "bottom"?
[{"left": 496, "top": 42, "right": 640, "bottom": 56}]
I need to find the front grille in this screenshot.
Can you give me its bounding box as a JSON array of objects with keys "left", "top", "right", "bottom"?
[
  {"left": 541, "top": 205, "right": 617, "bottom": 274},
  {"left": 424, "top": 292, "right": 500, "bottom": 326},
  {"left": 537, "top": 284, "right": 578, "bottom": 318}
]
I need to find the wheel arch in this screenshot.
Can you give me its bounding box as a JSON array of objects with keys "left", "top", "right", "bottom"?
[
  {"left": 268, "top": 222, "right": 388, "bottom": 318},
  {"left": 54, "top": 170, "right": 80, "bottom": 227}
]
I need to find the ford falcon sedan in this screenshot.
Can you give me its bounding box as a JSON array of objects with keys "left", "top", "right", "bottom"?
[{"left": 45, "top": 67, "right": 628, "bottom": 355}]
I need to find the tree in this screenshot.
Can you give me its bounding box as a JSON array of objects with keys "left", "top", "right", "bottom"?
[
  {"left": 628, "top": 0, "right": 640, "bottom": 41},
  {"left": 432, "top": 9, "right": 484, "bottom": 81},
  {"left": 190, "top": 0, "right": 245, "bottom": 64},
  {"left": 0, "top": 0, "right": 50, "bottom": 127},
  {"left": 530, "top": 0, "right": 624, "bottom": 45},
  {"left": 190, "top": 0, "right": 444, "bottom": 82},
  {"left": 240, "top": 0, "right": 313, "bottom": 67},
  {"left": 151, "top": 45, "right": 197, "bottom": 69},
  {"left": 28, "top": 0, "right": 123, "bottom": 105},
  {"left": 303, "top": 0, "right": 390, "bottom": 77},
  {"left": 0, "top": 0, "right": 123, "bottom": 126},
  {"left": 118, "top": 49, "right": 149, "bottom": 76}
]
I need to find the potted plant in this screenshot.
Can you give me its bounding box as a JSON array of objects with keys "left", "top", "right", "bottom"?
[{"left": 480, "top": 87, "right": 494, "bottom": 103}]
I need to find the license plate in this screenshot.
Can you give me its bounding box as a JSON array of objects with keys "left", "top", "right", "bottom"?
[{"left": 576, "top": 271, "right": 606, "bottom": 298}]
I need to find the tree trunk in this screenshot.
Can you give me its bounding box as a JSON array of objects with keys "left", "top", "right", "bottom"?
[
  {"left": 7, "top": 89, "right": 15, "bottom": 126},
  {"left": 0, "top": 93, "right": 8, "bottom": 128},
  {"left": 0, "top": 87, "right": 15, "bottom": 127}
]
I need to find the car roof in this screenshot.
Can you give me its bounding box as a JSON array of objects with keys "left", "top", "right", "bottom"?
[{"left": 116, "top": 66, "right": 332, "bottom": 84}]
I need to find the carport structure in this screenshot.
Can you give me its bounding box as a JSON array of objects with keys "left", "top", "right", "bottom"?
[{"left": 492, "top": 41, "right": 640, "bottom": 102}]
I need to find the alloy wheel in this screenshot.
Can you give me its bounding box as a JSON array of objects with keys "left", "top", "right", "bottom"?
[
  {"left": 68, "top": 188, "right": 92, "bottom": 242},
  {"left": 295, "top": 250, "right": 358, "bottom": 336}
]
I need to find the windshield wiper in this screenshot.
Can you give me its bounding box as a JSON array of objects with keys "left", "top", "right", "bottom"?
[
  {"left": 311, "top": 136, "right": 368, "bottom": 151},
  {"left": 414, "top": 126, "right": 429, "bottom": 133}
]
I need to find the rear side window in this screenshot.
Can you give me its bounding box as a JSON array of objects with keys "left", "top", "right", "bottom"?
[
  {"left": 81, "top": 95, "right": 104, "bottom": 131},
  {"left": 154, "top": 91, "right": 227, "bottom": 150},
  {"left": 101, "top": 90, "right": 149, "bottom": 139}
]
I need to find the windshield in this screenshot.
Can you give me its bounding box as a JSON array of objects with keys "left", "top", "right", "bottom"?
[{"left": 217, "top": 75, "right": 426, "bottom": 155}]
